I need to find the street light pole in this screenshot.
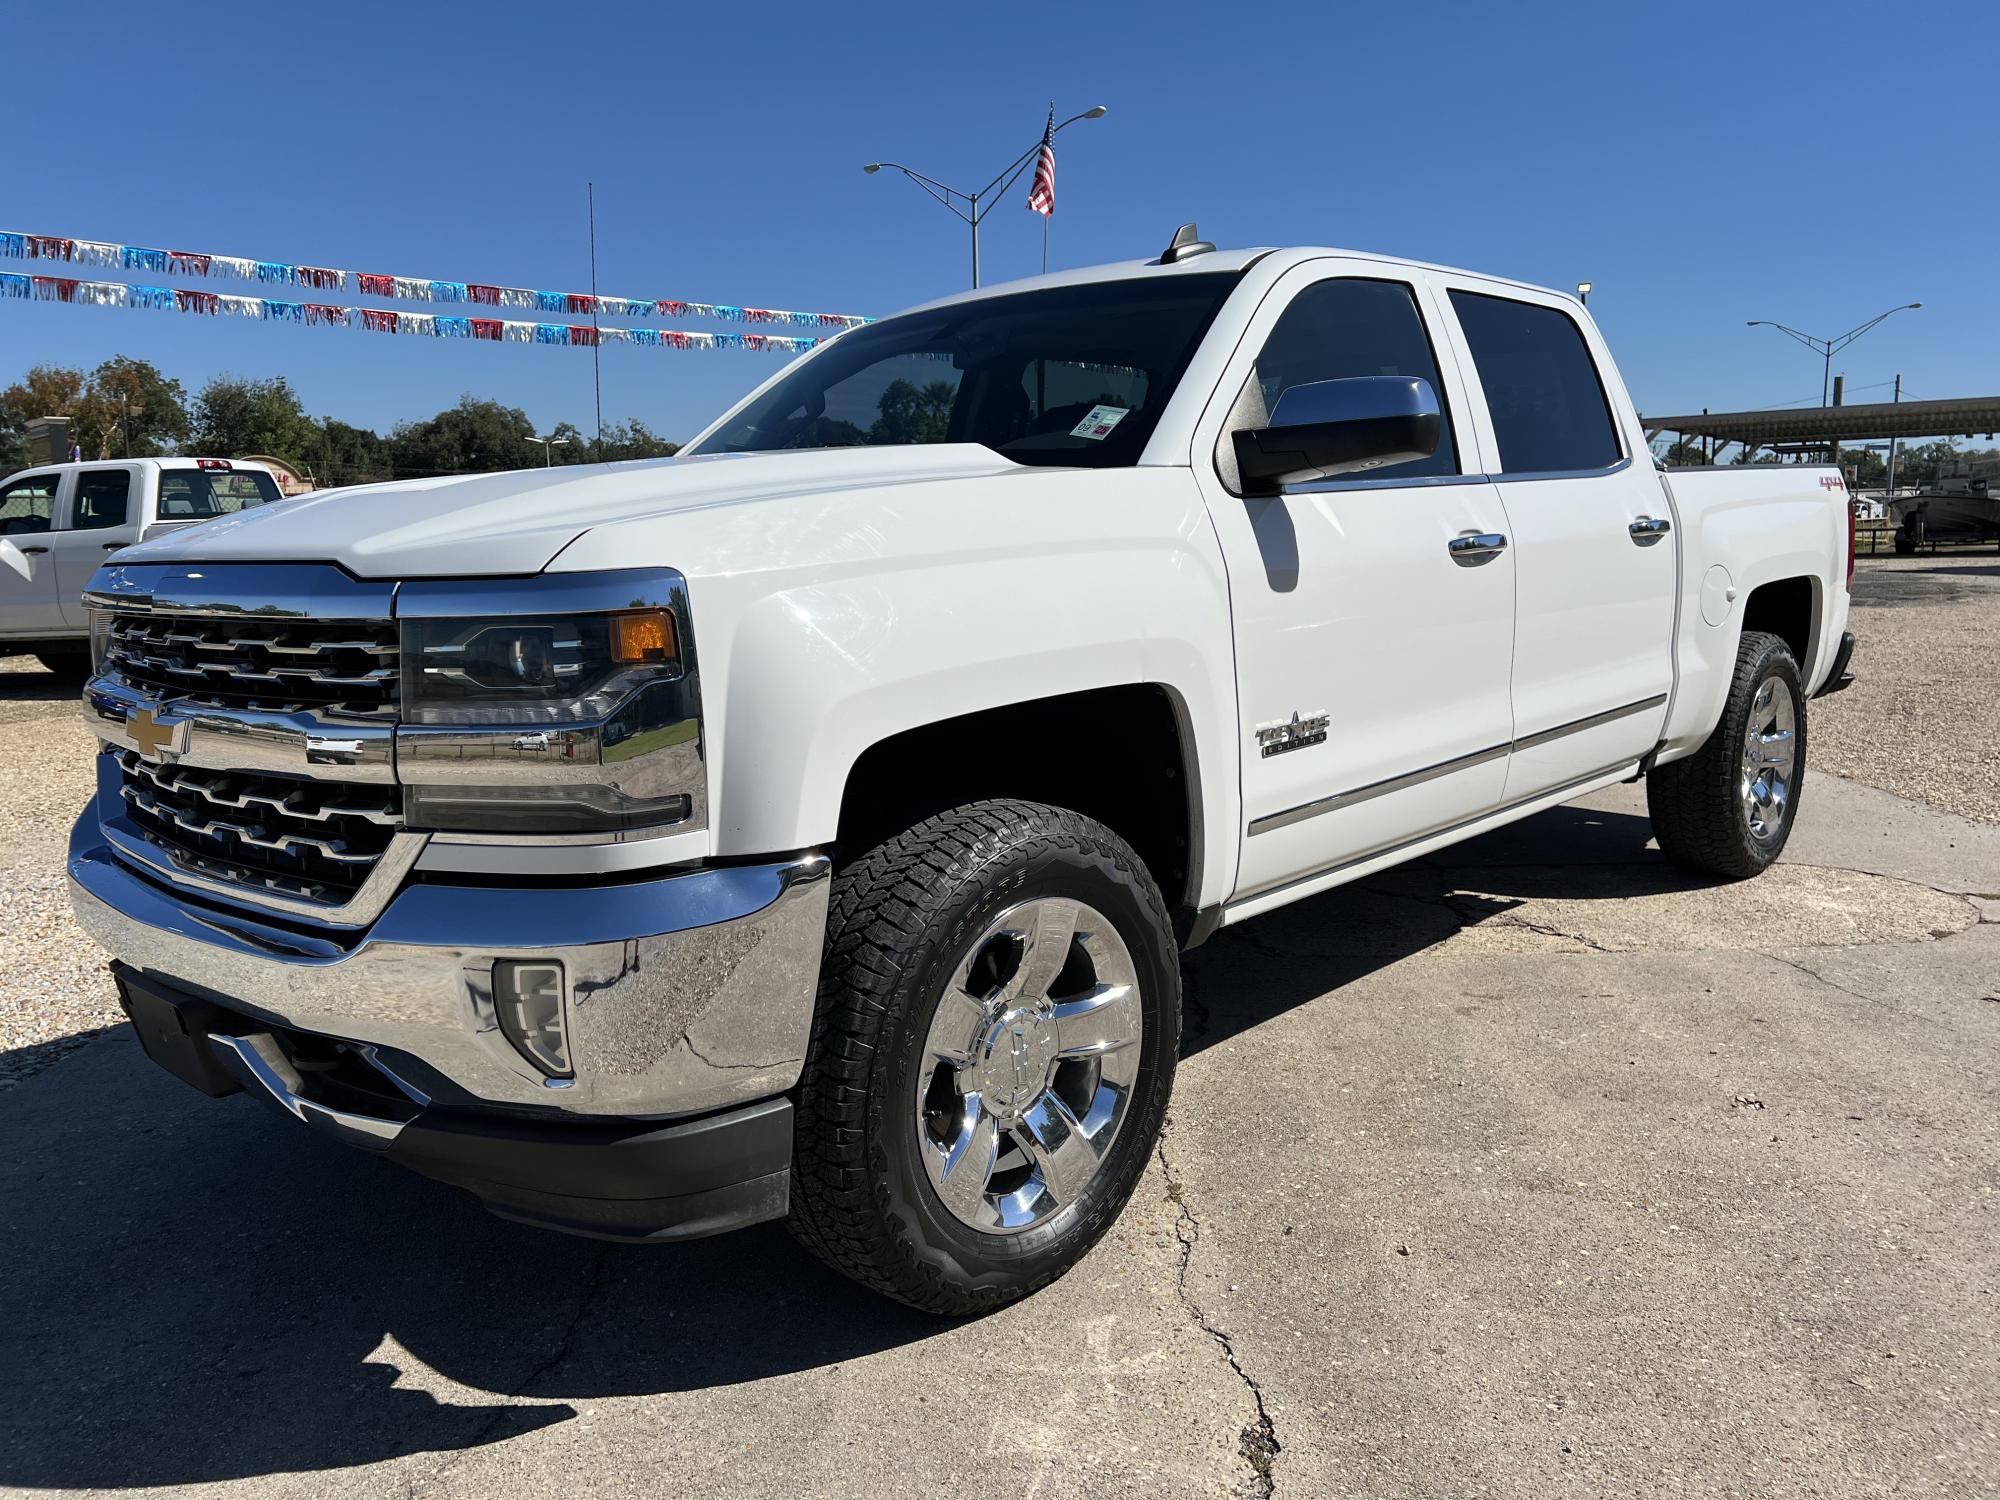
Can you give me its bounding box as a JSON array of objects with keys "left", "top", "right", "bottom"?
[
  {"left": 1748, "top": 302, "right": 1921, "bottom": 464},
  {"left": 528, "top": 435, "right": 571, "bottom": 468},
  {"left": 864, "top": 105, "right": 1108, "bottom": 288}
]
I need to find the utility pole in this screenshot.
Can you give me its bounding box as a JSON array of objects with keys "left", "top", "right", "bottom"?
[
  {"left": 1885, "top": 374, "right": 1902, "bottom": 494},
  {"left": 587, "top": 182, "right": 604, "bottom": 448}
]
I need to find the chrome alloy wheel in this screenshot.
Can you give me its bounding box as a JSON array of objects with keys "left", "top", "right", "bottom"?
[
  {"left": 1740, "top": 676, "right": 1798, "bottom": 841},
  {"left": 914, "top": 898, "right": 1144, "bottom": 1234}
]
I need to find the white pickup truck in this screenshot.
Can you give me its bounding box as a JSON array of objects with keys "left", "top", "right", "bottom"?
[
  {"left": 1, "top": 457, "right": 284, "bottom": 670},
  {"left": 67, "top": 230, "right": 1855, "bottom": 1314}
]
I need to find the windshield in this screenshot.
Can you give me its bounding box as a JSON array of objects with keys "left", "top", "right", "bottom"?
[
  {"left": 688, "top": 272, "right": 1243, "bottom": 468},
  {"left": 157, "top": 468, "right": 283, "bottom": 519}
]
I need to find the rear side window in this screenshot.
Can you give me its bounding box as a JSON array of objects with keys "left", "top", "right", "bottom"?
[
  {"left": 0, "top": 474, "right": 59, "bottom": 535},
  {"left": 156, "top": 469, "right": 283, "bottom": 519},
  {"left": 1449, "top": 290, "right": 1621, "bottom": 474},
  {"left": 1248, "top": 278, "right": 1459, "bottom": 480},
  {"left": 72, "top": 470, "right": 132, "bottom": 530}
]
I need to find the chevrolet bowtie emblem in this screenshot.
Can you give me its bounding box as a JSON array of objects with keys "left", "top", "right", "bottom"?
[{"left": 128, "top": 705, "right": 189, "bottom": 762}]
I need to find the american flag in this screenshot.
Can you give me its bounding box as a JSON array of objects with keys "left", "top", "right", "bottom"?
[{"left": 1026, "top": 106, "right": 1056, "bottom": 217}]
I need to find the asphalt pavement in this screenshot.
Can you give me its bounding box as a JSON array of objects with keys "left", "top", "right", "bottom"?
[{"left": 3, "top": 770, "right": 1994, "bottom": 1498}]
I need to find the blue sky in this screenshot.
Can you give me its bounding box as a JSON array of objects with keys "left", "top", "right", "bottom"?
[{"left": 5, "top": 0, "right": 1993, "bottom": 446}]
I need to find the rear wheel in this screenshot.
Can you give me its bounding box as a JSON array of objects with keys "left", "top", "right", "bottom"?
[
  {"left": 788, "top": 799, "right": 1179, "bottom": 1315},
  {"left": 1647, "top": 630, "right": 1805, "bottom": 878}
]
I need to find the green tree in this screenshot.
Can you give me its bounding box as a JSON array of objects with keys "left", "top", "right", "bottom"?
[
  {"left": 869, "top": 379, "right": 955, "bottom": 444},
  {"left": 315, "top": 418, "right": 391, "bottom": 487},
  {"left": 87, "top": 356, "right": 189, "bottom": 458},
  {"left": 387, "top": 395, "right": 540, "bottom": 477},
  {"left": 191, "top": 375, "right": 318, "bottom": 464},
  {"left": 587, "top": 418, "right": 680, "bottom": 463},
  {"left": 1662, "top": 439, "right": 1710, "bottom": 467}
]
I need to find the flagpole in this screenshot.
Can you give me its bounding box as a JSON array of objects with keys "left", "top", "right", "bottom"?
[{"left": 1042, "top": 215, "right": 1048, "bottom": 275}]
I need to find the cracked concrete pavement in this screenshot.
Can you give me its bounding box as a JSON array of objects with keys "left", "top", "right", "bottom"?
[{"left": 3, "top": 770, "right": 1996, "bottom": 1497}]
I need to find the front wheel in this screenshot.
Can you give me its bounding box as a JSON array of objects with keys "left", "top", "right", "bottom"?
[
  {"left": 1647, "top": 630, "right": 1806, "bottom": 878},
  {"left": 787, "top": 800, "right": 1180, "bottom": 1315}
]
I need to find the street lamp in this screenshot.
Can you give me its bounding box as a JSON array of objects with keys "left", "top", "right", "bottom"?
[
  {"left": 1576, "top": 281, "right": 1593, "bottom": 306},
  {"left": 528, "top": 434, "right": 572, "bottom": 468},
  {"left": 864, "top": 104, "right": 1108, "bottom": 288},
  {"left": 1747, "top": 303, "right": 1922, "bottom": 409}
]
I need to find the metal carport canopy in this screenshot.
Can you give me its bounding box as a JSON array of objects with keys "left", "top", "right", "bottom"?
[{"left": 1641, "top": 396, "right": 2000, "bottom": 445}]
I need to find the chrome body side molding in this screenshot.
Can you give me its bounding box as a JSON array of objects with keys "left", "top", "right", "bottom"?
[{"left": 1248, "top": 694, "right": 1667, "bottom": 837}]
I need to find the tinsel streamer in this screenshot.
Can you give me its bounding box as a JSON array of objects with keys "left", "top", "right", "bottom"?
[
  {"left": 303, "top": 303, "right": 347, "bottom": 326},
  {"left": 535, "top": 290, "right": 566, "bottom": 314},
  {"left": 121, "top": 246, "right": 169, "bottom": 273},
  {"left": 398, "top": 312, "right": 436, "bottom": 336},
  {"left": 27, "top": 236, "right": 76, "bottom": 260},
  {"left": 599, "top": 326, "right": 631, "bottom": 343},
  {"left": 469, "top": 318, "right": 503, "bottom": 340},
  {"left": 175, "top": 289, "right": 218, "bottom": 314},
  {"left": 355, "top": 273, "right": 396, "bottom": 297},
  {"left": 0, "top": 233, "right": 23, "bottom": 258},
  {"left": 264, "top": 300, "right": 306, "bottom": 322},
  {"left": 77, "top": 280, "right": 127, "bottom": 307},
  {"left": 467, "top": 284, "right": 502, "bottom": 305},
  {"left": 534, "top": 323, "right": 569, "bottom": 345},
  {"left": 295, "top": 266, "right": 344, "bottom": 290},
  {"left": 75, "top": 241, "right": 120, "bottom": 266},
  {"left": 359, "top": 308, "right": 398, "bottom": 333},
  {"left": 253, "top": 261, "right": 293, "bottom": 284},
  {"left": 33, "top": 276, "right": 81, "bottom": 302},
  {"left": 0, "top": 272, "right": 29, "bottom": 298},
  {"left": 126, "top": 284, "right": 176, "bottom": 309},
  {"left": 430, "top": 281, "right": 467, "bottom": 303},
  {"left": 566, "top": 293, "right": 596, "bottom": 315},
  {"left": 502, "top": 320, "right": 534, "bottom": 342},
  {"left": 436, "top": 316, "right": 471, "bottom": 338},
  {"left": 570, "top": 324, "right": 599, "bottom": 346},
  {"left": 210, "top": 256, "right": 255, "bottom": 280},
  {"left": 217, "top": 295, "right": 263, "bottom": 317},
  {"left": 168, "top": 251, "right": 211, "bottom": 276},
  {"left": 392, "top": 276, "right": 426, "bottom": 301},
  {"left": 629, "top": 327, "right": 659, "bottom": 346}
]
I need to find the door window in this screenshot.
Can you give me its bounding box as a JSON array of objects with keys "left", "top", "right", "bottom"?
[
  {"left": 156, "top": 468, "right": 283, "bottom": 518},
  {"left": 1448, "top": 291, "right": 1622, "bottom": 474},
  {"left": 0, "top": 475, "right": 59, "bottom": 535},
  {"left": 71, "top": 470, "right": 132, "bottom": 530},
  {"left": 1242, "top": 278, "right": 1460, "bottom": 481}
]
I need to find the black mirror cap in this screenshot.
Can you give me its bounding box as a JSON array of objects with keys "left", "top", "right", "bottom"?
[{"left": 1232, "top": 376, "right": 1442, "bottom": 496}]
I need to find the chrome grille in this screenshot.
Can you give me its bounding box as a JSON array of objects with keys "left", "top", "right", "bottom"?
[
  {"left": 105, "top": 613, "right": 399, "bottom": 718},
  {"left": 114, "top": 749, "right": 402, "bottom": 903}
]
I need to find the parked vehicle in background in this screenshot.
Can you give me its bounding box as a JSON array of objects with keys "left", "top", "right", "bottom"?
[
  {"left": 1890, "top": 462, "right": 1999, "bottom": 552},
  {"left": 67, "top": 230, "right": 1856, "bottom": 1314},
  {"left": 0, "top": 458, "right": 285, "bottom": 670}
]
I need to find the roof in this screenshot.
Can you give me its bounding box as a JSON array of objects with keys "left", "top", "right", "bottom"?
[
  {"left": 898, "top": 244, "right": 1577, "bottom": 318},
  {"left": 1641, "top": 397, "right": 2000, "bottom": 446}
]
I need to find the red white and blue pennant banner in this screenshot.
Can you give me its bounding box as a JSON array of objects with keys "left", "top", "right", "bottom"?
[
  {"left": 0, "top": 273, "right": 819, "bottom": 353},
  {"left": 0, "top": 230, "right": 871, "bottom": 329}
]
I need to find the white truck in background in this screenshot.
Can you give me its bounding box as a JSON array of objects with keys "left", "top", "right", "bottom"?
[
  {"left": 0, "top": 458, "right": 284, "bottom": 670},
  {"left": 67, "top": 228, "right": 1855, "bottom": 1314}
]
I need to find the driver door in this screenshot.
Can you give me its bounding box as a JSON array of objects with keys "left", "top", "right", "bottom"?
[{"left": 1190, "top": 263, "right": 1518, "bottom": 902}]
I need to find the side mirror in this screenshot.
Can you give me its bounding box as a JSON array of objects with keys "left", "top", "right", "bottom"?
[{"left": 1232, "top": 376, "right": 1442, "bottom": 495}]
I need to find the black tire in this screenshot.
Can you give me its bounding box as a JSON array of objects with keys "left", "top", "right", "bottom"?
[
  {"left": 788, "top": 799, "right": 1180, "bottom": 1316},
  {"left": 1647, "top": 630, "right": 1806, "bottom": 879}
]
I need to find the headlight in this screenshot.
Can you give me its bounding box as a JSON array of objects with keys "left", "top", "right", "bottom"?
[{"left": 395, "top": 570, "right": 703, "bottom": 837}]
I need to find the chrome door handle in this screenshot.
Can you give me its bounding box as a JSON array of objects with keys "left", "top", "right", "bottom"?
[
  {"left": 1629, "top": 516, "right": 1672, "bottom": 539},
  {"left": 1448, "top": 531, "right": 1508, "bottom": 560}
]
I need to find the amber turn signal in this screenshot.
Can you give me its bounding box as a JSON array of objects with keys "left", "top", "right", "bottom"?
[{"left": 609, "top": 609, "right": 678, "bottom": 664}]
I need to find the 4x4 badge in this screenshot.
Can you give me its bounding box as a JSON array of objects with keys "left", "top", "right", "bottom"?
[{"left": 128, "top": 706, "right": 190, "bottom": 762}]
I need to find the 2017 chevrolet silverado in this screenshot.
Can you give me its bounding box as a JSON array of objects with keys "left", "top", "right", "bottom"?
[{"left": 68, "top": 228, "right": 1856, "bottom": 1313}]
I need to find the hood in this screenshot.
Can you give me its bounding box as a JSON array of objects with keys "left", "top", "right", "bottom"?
[{"left": 113, "top": 446, "right": 1026, "bottom": 577}]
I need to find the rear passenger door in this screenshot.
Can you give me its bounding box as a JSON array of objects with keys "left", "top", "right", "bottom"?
[
  {"left": 54, "top": 467, "right": 143, "bottom": 627},
  {"left": 0, "top": 471, "right": 65, "bottom": 635},
  {"left": 1438, "top": 284, "right": 1675, "bottom": 800}
]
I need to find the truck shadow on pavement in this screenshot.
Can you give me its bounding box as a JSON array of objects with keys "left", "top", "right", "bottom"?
[{"left": 0, "top": 800, "right": 1702, "bottom": 1491}]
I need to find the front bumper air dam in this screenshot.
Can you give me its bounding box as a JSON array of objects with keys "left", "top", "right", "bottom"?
[
  {"left": 71, "top": 811, "right": 831, "bottom": 1242},
  {"left": 116, "top": 964, "right": 794, "bottom": 1241}
]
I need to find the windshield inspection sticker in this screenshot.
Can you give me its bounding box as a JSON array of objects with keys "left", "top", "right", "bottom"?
[{"left": 1071, "top": 404, "right": 1130, "bottom": 440}]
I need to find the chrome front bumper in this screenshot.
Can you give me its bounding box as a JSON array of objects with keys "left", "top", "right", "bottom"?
[{"left": 68, "top": 806, "right": 831, "bottom": 1120}]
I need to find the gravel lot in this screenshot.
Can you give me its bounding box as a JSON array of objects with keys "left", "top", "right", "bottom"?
[
  {"left": 0, "top": 551, "right": 1991, "bottom": 1084},
  {"left": 1811, "top": 553, "right": 2000, "bottom": 824}
]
